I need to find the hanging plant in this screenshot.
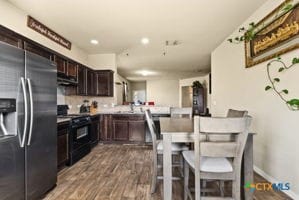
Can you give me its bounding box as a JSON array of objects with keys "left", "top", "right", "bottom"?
[
  {"left": 192, "top": 81, "right": 203, "bottom": 88},
  {"left": 265, "top": 57, "right": 299, "bottom": 111}
]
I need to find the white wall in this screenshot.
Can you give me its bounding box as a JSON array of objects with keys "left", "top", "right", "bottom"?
[
  {"left": 131, "top": 81, "right": 146, "bottom": 103},
  {"left": 0, "top": 0, "right": 88, "bottom": 65},
  {"left": 87, "top": 54, "right": 116, "bottom": 70},
  {"left": 211, "top": 0, "right": 299, "bottom": 198},
  {"left": 146, "top": 79, "right": 179, "bottom": 107},
  {"left": 179, "top": 75, "right": 211, "bottom": 109}
]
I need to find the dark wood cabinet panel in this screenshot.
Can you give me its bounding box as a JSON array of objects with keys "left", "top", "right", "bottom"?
[
  {"left": 87, "top": 69, "right": 96, "bottom": 96},
  {"left": 24, "top": 41, "right": 53, "bottom": 60},
  {"left": 67, "top": 61, "right": 78, "bottom": 78},
  {"left": 113, "top": 120, "right": 129, "bottom": 141},
  {"left": 100, "top": 115, "right": 113, "bottom": 141},
  {"left": 91, "top": 116, "right": 99, "bottom": 148},
  {"left": 54, "top": 55, "right": 66, "bottom": 74},
  {"left": 0, "top": 27, "right": 23, "bottom": 48},
  {"left": 57, "top": 122, "right": 69, "bottom": 170},
  {"left": 129, "top": 120, "right": 145, "bottom": 142},
  {"left": 77, "top": 65, "right": 87, "bottom": 95},
  {"left": 192, "top": 87, "right": 205, "bottom": 115},
  {"left": 95, "top": 70, "right": 114, "bottom": 97}
]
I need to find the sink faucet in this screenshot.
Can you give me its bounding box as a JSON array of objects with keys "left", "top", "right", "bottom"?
[{"left": 130, "top": 103, "right": 134, "bottom": 112}]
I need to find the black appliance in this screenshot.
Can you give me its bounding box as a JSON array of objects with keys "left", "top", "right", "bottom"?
[
  {"left": 57, "top": 105, "right": 91, "bottom": 165},
  {"left": 69, "top": 116, "right": 91, "bottom": 165},
  {"left": 0, "top": 42, "right": 57, "bottom": 200}
]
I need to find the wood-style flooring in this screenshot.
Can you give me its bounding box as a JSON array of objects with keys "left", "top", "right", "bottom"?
[{"left": 43, "top": 144, "right": 292, "bottom": 200}]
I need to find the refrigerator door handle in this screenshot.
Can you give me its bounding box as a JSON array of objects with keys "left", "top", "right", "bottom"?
[
  {"left": 27, "top": 78, "right": 34, "bottom": 146},
  {"left": 20, "top": 77, "right": 28, "bottom": 148}
]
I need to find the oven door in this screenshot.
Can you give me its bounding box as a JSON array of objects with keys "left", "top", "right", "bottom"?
[{"left": 72, "top": 124, "right": 91, "bottom": 150}]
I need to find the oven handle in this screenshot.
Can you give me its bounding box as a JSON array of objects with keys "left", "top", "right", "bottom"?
[{"left": 71, "top": 123, "right": 91, "bottom": 129}]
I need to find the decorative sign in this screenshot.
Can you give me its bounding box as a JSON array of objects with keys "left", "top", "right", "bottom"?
[
  {"left": 27, "top": 16, "right": 72, "bottom": 50},
  {"left": 245, "top": 1, "right": 299, "bottom": 68}
]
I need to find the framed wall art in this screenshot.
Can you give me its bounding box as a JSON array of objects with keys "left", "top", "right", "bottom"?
[{"left": 245, "top": 0, "right": 299, "bottom": 68}]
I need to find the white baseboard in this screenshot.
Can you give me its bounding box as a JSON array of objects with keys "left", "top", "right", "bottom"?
[{"left": 254, "top": 165, "right": 299, "bottom": 200}]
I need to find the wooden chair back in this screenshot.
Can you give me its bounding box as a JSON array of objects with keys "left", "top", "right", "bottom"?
[
  {"left": 145, "top": 109, "right": 158, "bottom": 147},
  {"left": 195, "top": 116, "right": 252, "bottom": 167},
  {"left": 170, "top": 107, "right": 192, "bottom": 119},
  {"left": 227, "top": 109, "right": 248, "bottom": 118}
]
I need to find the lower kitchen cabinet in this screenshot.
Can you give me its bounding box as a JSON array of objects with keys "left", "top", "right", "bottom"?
[
  {"left": 113, "top": 120, "right": 129, "bottom": 141},
  {"left": 100, "top": 115, "right": 113, "bottom": 141},
  {"left": 90, "top": 116, "right": 100, "bottom": 148},
  {"left": 129, "top": 120, "right": 145, "bottom": 142},
  {"left": 57, "top": 122, "right": 69, "bottom": 170},
  {"left": 100, "top": 114, "right": 145, "bottom": 143}
]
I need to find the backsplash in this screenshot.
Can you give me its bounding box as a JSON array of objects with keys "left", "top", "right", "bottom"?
[
  {"left": 64, "top": 95, "right": 115, "bottom": 113},
  {"left": 57, "top": 86, "right": 65, "bottom": 104},
  {"left": 57, "top": 85, "right": 116, "bottom": 113}
]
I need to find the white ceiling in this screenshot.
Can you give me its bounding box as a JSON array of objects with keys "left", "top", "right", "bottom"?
[{"left": 8, "top": 0, "right": 267, "bottom": 81}]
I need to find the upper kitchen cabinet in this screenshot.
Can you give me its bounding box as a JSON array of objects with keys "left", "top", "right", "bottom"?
[
  {"left": 54, "top": 55, "right": 67, "bottom": 74},
  {"left": 24, "top": 41, "right": 53, "bottom": 60},
  {"left": 0, "top": 26, "right": 23, "bottom": 48},
  {"left": 95, "top": 70, "right": 114, "bottom": 97},
  {"left": 87, "top": 69, "right": 96, "bottom": 96},
  {"left": 77, "top": 65, "right": 87, "bottom": 95},
  {"left": 67, "top": 61, "right": 78, "bottom": 79}
]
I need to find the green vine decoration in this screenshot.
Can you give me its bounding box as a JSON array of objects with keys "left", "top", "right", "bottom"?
[
  {"left": 227, "top": 1, "right": 295, "bottom": 44},
  {"left": 265, "top": 57, "right": 299, "bottom": 111},
  {"left": 226, "top": 1, "right": 299, "bottom": 111}
]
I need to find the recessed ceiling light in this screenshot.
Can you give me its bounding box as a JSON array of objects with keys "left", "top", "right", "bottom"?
[
  {"left": 141, "top": 37, "right": 149, "bottom": 45},
  {"left": 137, "top": 70, "right": 155, "bottom": 76},
  {"left": 90, "top": 39, "right": 99, "bottom": 45}
]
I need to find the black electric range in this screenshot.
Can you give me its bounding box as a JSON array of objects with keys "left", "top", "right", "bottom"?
[{"left": 57, "top": 105, "right": 91, "bottom": 165}]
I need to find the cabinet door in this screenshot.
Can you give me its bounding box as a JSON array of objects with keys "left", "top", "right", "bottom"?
[
  {"left": 129, "top": 120, "right": 145, "bottom": 142},
  {"left": 100, "top": 115, "right": 112, "bottom": 141},
  {"left": 54, "top": 55, "right": 66, "bottom": 74},
  {"left": 96, "top": 70, "right": 114, "bottom": 97},
  {"left": 113, "top": 120, "right": 128, "bottom": 141},
  {"left": 67, "top": 61, "right": 78, "bottom": 78},
  {"left": 57, "top": 132, "right": 68, "bottom": 168},
  {"left": 0, "top": 28, "right": 23, "bottom": 48},
  {"left": 77, "top": 65, "right": 87, "bottom": 95},
  {"left": 91, "top": 118, "right": 99, "bottom": 147},
  {"left": 87, "top": 69, "right": 95, "bottom": 96},
  {"left": 24, "top": 41, "right": 53, "bottom": 60}
]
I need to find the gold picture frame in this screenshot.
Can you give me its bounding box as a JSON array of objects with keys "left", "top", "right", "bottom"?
[{"left": 245, "top": 0, "right": 299, "bottom": 68}]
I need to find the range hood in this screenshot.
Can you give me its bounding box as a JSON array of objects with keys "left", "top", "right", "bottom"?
[{"left": 57, "top": 72, "right": 78, "bottom": 86}]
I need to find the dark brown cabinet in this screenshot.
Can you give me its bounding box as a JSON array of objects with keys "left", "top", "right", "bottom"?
[
  {"left": 87, "top": 69, "right": 96, "bottom": 96},
  {"left": 113, "top": 120, "right": 129, "bottom": 141},
  {"left": 0, "top": 27, "right": 23, "bottom": 48},
  {"left": 95, "top": 70, "right": 114, "bottom": 97},
  {"left": 54, "top": 55, "right": 67, "bottom": 74},
  {"left": 100, "top": 115, "right": 113, "bottom": 141},
  {"left": 57, "top": 122, "right": 69, "bottom": 170},
  {"left": 193, "top": 87, "right": 205, "bottom": 115},
  {"left": 91, "top": 116, "right": 100, "bottom": 148},
  {"left": 24, "top": 41, "right": 53, "bottom": 60},
  {"left": 67, "top": 61, "right": 78, "bottom": 78},
  {"left": 104, "top": 114, "right": 145, "bottom": 143},
  {"left": 129, "top": 120, "right": 145, "bottom": 142},
  {"left": 77, "top": 65, "right": 87, "bottom": 95}
]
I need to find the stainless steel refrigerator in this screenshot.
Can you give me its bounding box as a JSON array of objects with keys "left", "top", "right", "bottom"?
[{"left": 0, "top": 42, "right": 57, "bottom": 200}]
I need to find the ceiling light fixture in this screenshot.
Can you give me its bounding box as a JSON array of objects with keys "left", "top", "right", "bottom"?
[
  {"left": 90, "top": 39, "right": 99, "bottom": 45},
  {"left": 137, "top": 70, "right": 156, "bottom": 76},
  {"left": 141, "top": 37, "right": 149, "bottom": 45}
]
